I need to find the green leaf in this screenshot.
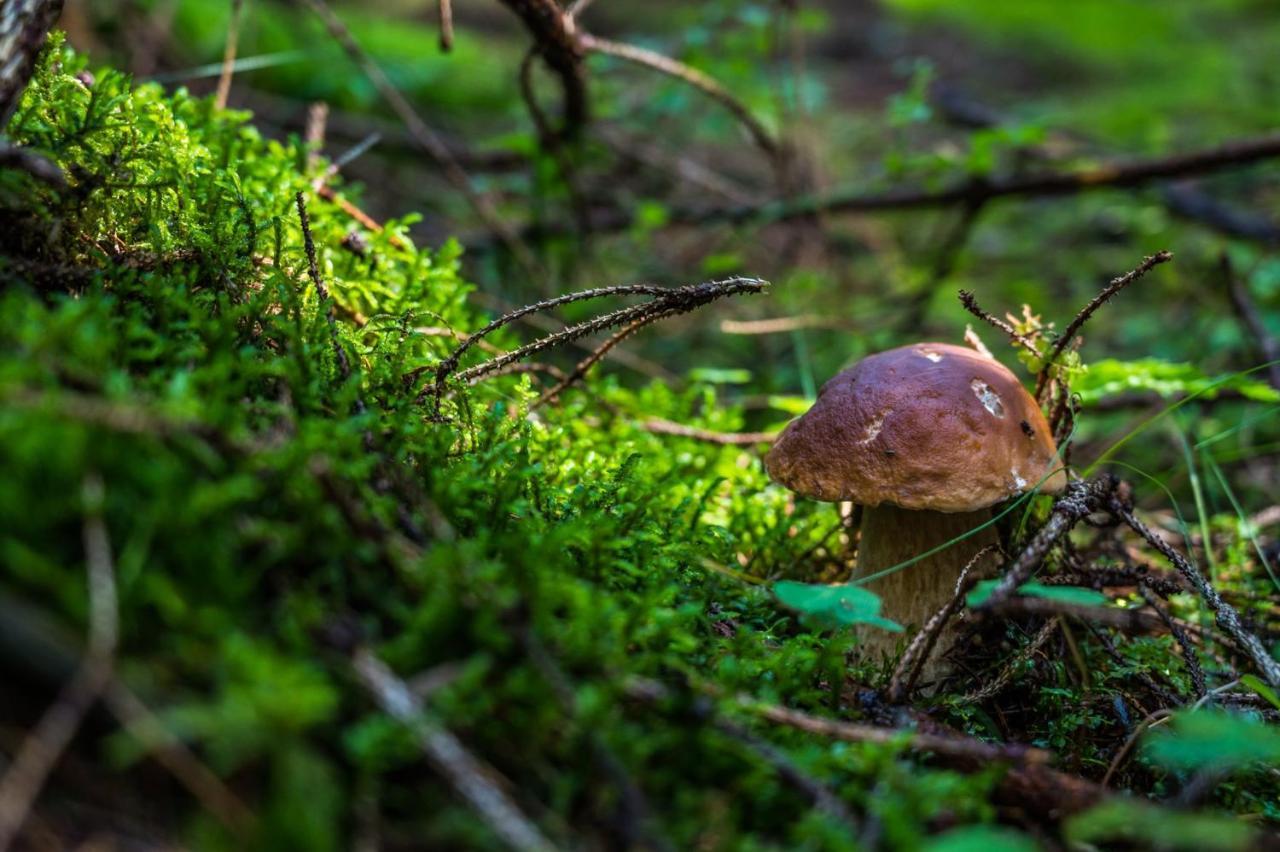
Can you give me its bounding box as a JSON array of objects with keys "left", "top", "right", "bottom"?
[
  {"left": 688, "top": 367, "right": 752, "bottom": 385},
  {"left": 1144, "top": 709, "right": 1280, "bottom": 772},
  {"left": 1239, "top": 674, "right": 1280, "bottom": 711},
  {"left": 923, "top": 826, "right": 1037, "bottom": 852},
  {"left": 774, "top": 581, "right": 903, "bottom": 632},
  {"left": 966, "top": 580, "right": 1109, "bottom": 608},
  {"left": 1074, "top": 358, "right": 1280, "bottom": 405},
  {"left": 1066, "top": 799, "right": 1255, "bottom": 852}
]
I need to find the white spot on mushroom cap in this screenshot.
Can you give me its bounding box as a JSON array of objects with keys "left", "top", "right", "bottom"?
[
  {"left": 970, "top": 379, "right": 1005, "bottom": 418},
  {"left": 918, "top": 347, "right": 944, "bottom": 363},
  {"left": 1011, "top": 468, "right": 1027, "bottom": 490},
  {"left": 858, "top": 411, "right": 888, "bottom": 444}
]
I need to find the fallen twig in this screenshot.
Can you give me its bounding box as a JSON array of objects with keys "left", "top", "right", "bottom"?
[
  {"left": 517, "top": 131, "right": 1280, "bottom": 239},
  {"left": 1036, "top": 251, "right": 1172, "bottom": 397},
  {"left": 957, "top": 290, "right": 1039, "bottom": 357},
  {"left": 532, "top": 317, "right": 647, "bottom": 408},
  {"left": 422, "top": 278, "right": 768, "bottom": 408},
  {"left": 438, "top": 0, "right": 453, "bottom": 51},
  {"left": 351, "top": 648, "right": 556, "bottom": 852},
  {"left": 0, "top": 474, "right": 118, "bottom": 851},
  {"left": 1112, "top": 500, "right": 1280, "bottom": 687},
  {"left": 579, "top": 33, "right": 782, "bottom": 162},
  {"left": 301, "top": 0, "right": 543, "bottom": 280},
  {"left": 959, "top": 619, "right": 1061, "bottom": 705},
  {"left": 978, "top": 477, "right": 1118, "bottom": 613},
  {"left": 641, "top": 418, "right": 775, "bottom": 445},
  {"left": 213, "top": 0, "right": 245, "bottom": 110},
  {"left": 1221, "top": 253, "right": 1280, "bottom": 390},
  {"left": 1139, "top": 582, "right": 1207, "bottom": 699}
]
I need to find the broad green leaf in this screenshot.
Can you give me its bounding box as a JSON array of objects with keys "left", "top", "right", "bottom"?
[
  {"left": 923, "top": 826, "right": 1037, "bottom": 852},
  {"left": 1239, "top": 674, "right": 1280, "bottom": 711},
  {"left": 774, "top": 581, "right": 903, "bottom": 632},
  {"left": 1144, "top": 709, "right": 1280, "bottom": 772},
  {"left": 1074, "top": 358, "right": 1280, "bottom": 406},
  {"left": 966, "top": 579, "right": 1109, "bottom": 608},
  {"left": 1066, "top": 800, "right": 1255, "bottom": 852}
]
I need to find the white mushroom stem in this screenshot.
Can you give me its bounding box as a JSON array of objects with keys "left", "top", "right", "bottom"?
[{"left": 853, "top": 505, "right": 1000, "bottom": 672}]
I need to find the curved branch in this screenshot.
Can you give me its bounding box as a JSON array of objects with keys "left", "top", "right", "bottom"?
[{"left": 496, "top": 0, "right": 588, "bottom": 140}]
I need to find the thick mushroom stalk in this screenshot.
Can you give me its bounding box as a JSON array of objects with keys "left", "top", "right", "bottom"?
[
  {"left": 853, "top": 505, "right": 999, "bottom": 665},
  {"left": 765, "top": 343, "right": 1065, "bottom": 673}
]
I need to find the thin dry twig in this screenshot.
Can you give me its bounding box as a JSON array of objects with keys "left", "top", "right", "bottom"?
[
  {"left": 736, "top": 695, "right": 1050, "bottom": 765},
  {"left": 532, "top": 318, "right": 647, "bottom": 408},
  {"left": 1036, "top": 251, "right": 1173, "bottom": 396},
  {"left": 1139, "top": 582, "right": 1207, "bottom": 699},
  {"left": 579, "top": 33, "right": 782, "bottom": 164},
  {"left": 957, "top": 290, "right": 1039, "bottom": 357},
  {"left": 213, "top": 0, "right": 245, "bottom": 110},
  {"left": 438, "top": 0, "right": 454, "bottom": 52},
  {"left": 1221, "top": 253, "right": 1280, "bottom": 390},
  {"left": 296, "top": 192, "right": 356, "bottom": 389},
  {"left": 104, "top": 684, "right": 257, "bottom": 836},
  {"left": 959, "top": 618, "right": 1061, "bottom": 704},
  {"left": 422, "top": 278, "right": 768, "bottom": 407},
  {"left": 304, "top": 100, "right": 329, "bottom": 168},
  {"left": 352, "top": 648, "right": 555, "bottom": 852},
  {"left": 641, "top": 418, "right": 775, "bottom": 445},
  {"left": 977, "top": 477, "right": 1119, "bottom": 613},
  {"left": 719, "top": 315, "right": 849, "bottom": 335},
  {"left": 1113, "top": 500, "right": 1280, "bottom": 687},
  {"left": 0, "top": 474, "right": 118, "bottom": 851},
  {"left": 522, "top": 131, "right": 1280, "bottom": 239}
]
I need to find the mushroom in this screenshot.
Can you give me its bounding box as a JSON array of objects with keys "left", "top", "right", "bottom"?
[{"left": 765, "top": 343, "right": 1066, "bottom": 666}]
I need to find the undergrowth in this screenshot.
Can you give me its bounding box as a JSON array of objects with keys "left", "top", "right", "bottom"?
[{"left": 1, "top": 37, "right": 1277, "bottom": 851}]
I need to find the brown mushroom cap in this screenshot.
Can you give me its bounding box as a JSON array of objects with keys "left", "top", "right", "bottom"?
[{"left": 765, "top": 342, "right": 1067, "bottom": 512}]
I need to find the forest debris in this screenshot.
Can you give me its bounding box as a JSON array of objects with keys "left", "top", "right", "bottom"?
[
  {"left": 351, "top": 648, "right": 556, "bottom": 852},
  {"left": 0, "top": 475, "right": 117, "bottom": 850},
  {"left": 1112, "top": 500, "right": 1280, "bottom": 687}
]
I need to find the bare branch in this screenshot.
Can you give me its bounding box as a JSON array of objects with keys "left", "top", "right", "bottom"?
[
  {"left": 1113, "top": 500, "right": 1280, "bottom": 687},
  {"left": 213, "top": 0, "right": 245, "bottom": 110},
  {"left": 1037, "top": 251, "right": 1173, "bottom": 394},
  {"left": 438, "top": 0, "right": 454, "bottom": 52},
  {"left": 580, "top": 33, "right": 782, "bottom": 162},
  {"left": 1221, "top": 253, "right": 1280, "bottom": 390},
  {"left": 0, "top": 474, "right": 118, "bottom": 850},
  {"left": 957, "top": 289, "right": 1040, "bottom": 357},
  {"left": 641, "top": 418, "right": 775, "bottom": 445},
  {"left": 977, "top": 477, "right": 1118, "bottom": 613},
  {"left": 301, "top": 0, "right": 543, "bottom": 280},
  {"left": 351, "top": 648, "right": 556, "bottom": 852}
]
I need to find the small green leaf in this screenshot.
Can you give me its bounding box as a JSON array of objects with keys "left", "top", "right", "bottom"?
[
  {"left": 1239, "top": 674, "right": 1280, "bottom": 711},
  {"left": 924, "top": 826, "right": 1037, "bottom": 852},
  {"left": 774, "top": 581, "right": 903, "bottom": 632},
  {"left": 966, "top": 580, "right": 1109, "bottom": 608}
]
